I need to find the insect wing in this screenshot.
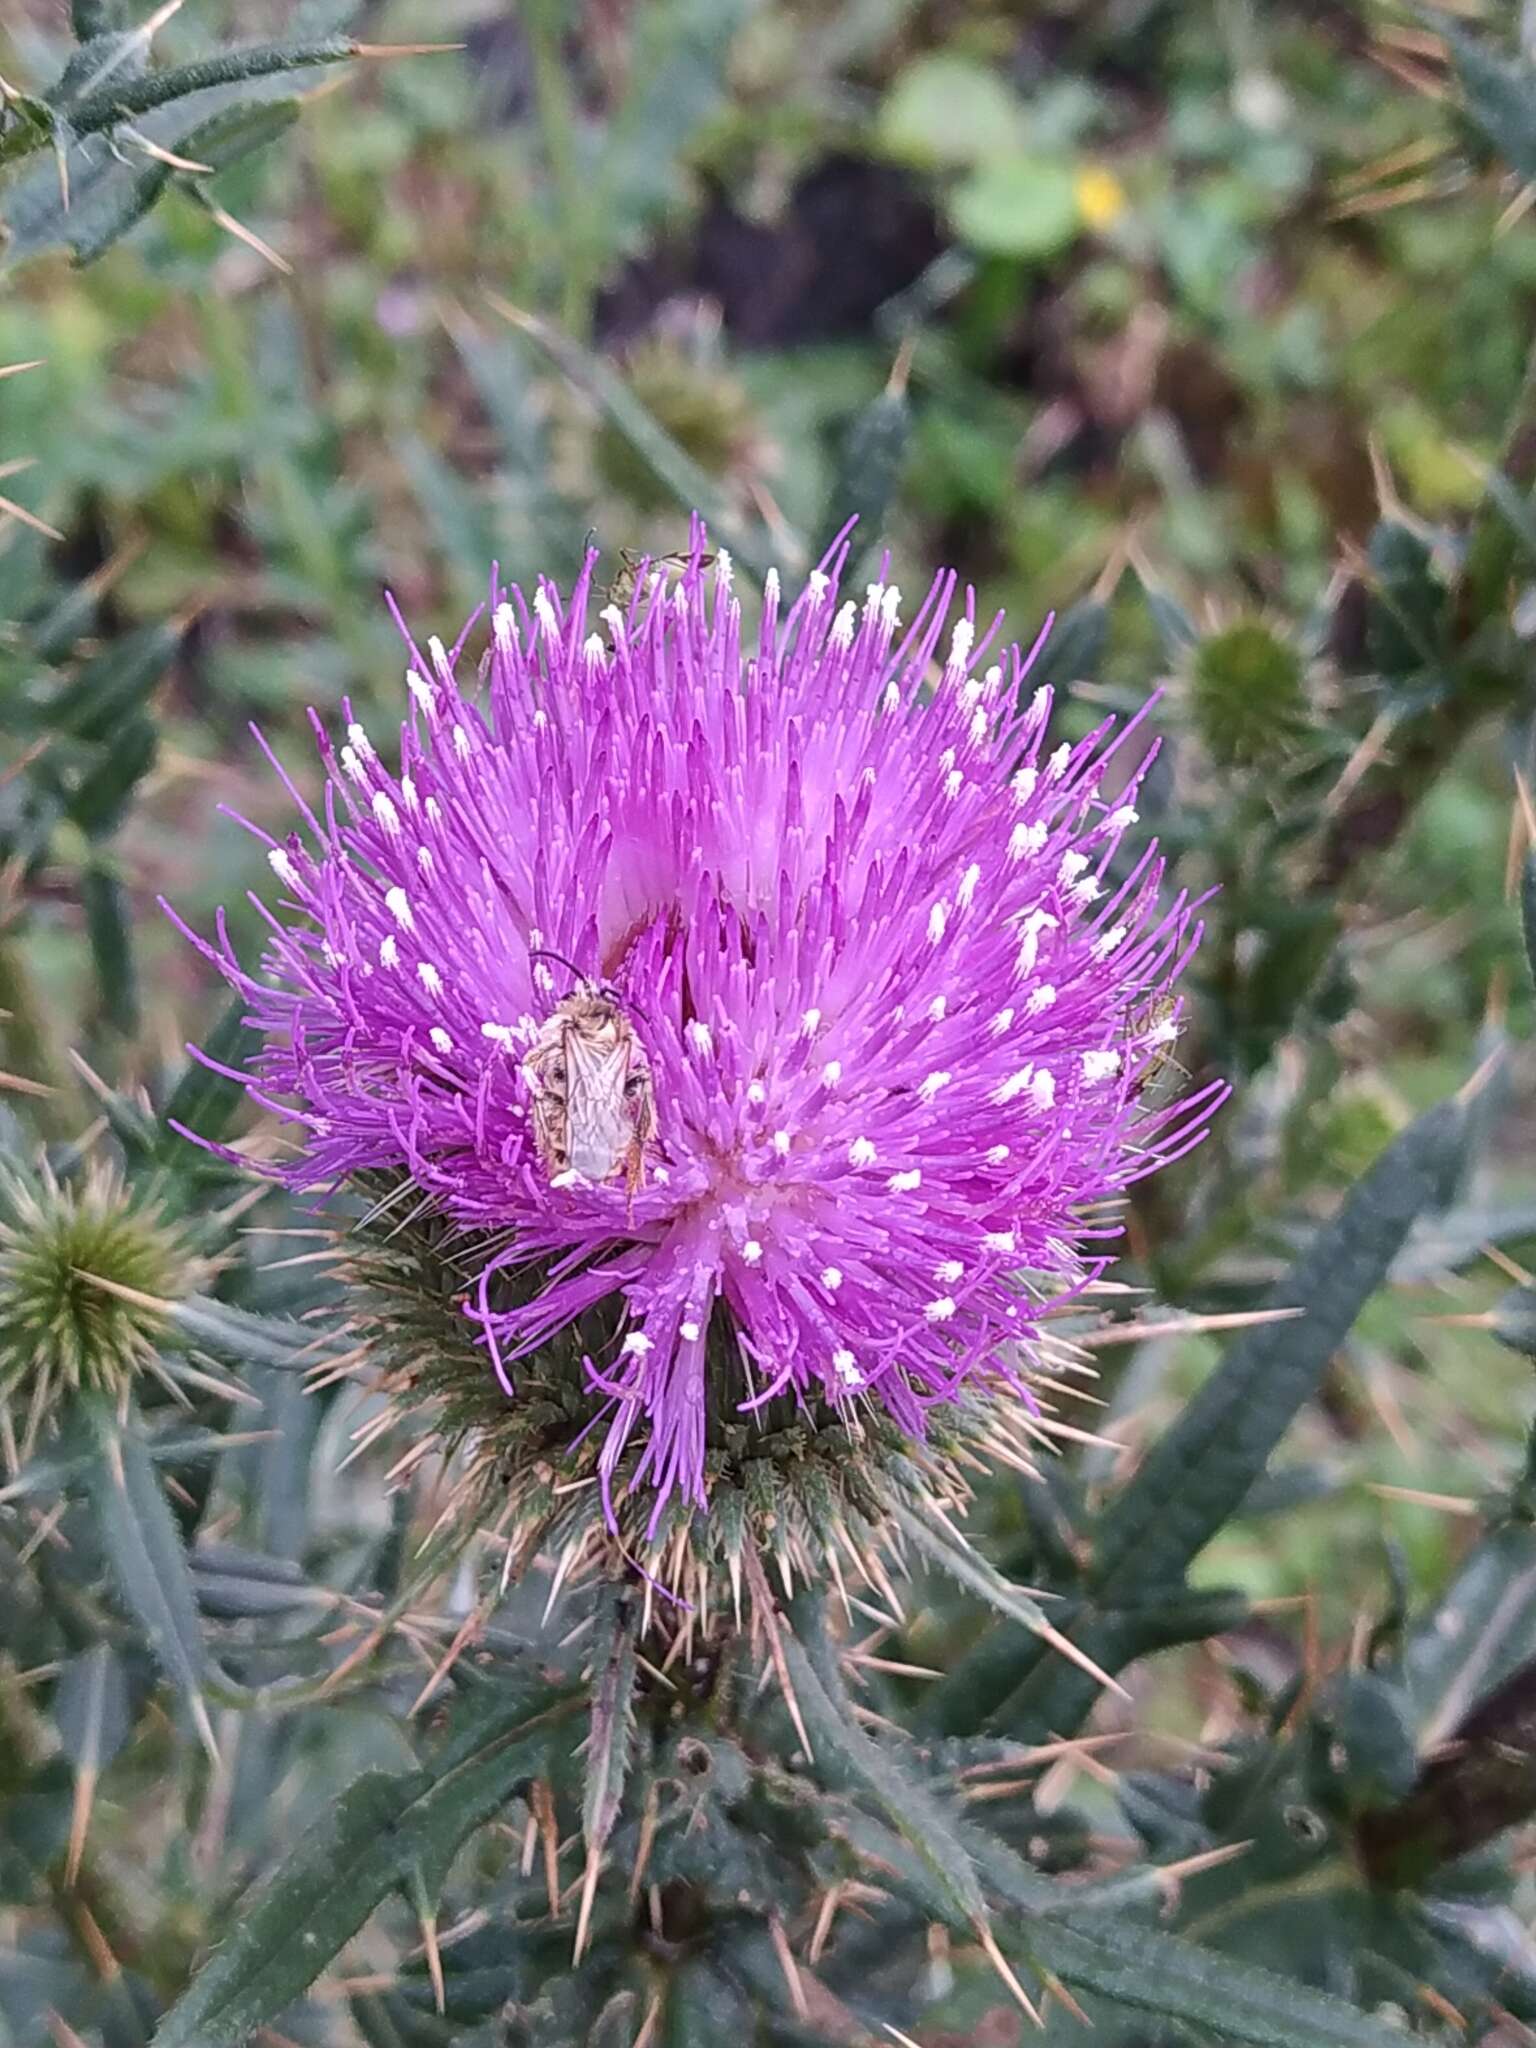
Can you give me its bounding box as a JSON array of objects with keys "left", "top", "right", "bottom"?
[{"left": 563, "top": 1023, "right": 637, "bottom": 1182}]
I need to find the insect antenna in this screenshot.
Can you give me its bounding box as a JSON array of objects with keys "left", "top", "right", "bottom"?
[
  {"left": 528, "top": 945, "right": 644, "bottom": 1022},
  {"left": 527, "top": 945, "right": 591, "bottom": 989}
]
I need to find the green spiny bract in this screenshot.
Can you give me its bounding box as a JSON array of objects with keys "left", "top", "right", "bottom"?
[
  {"left": 1186, "top": 618, "right": 1312, "bottom": 770},
  {"left": 0, "top": 1158, "right": 216, "bottom": 1445},
  {"left": 334, "top": 1184, "right": 1053, "bottom": 1637}
]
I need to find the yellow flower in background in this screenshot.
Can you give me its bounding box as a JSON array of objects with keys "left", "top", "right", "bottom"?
[{"left": 1076, "top": 163, "right": 1127, "bottom": 231}]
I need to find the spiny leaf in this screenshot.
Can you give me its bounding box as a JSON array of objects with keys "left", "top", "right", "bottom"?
[
  {"left": 43, "top": 623, "right": 180, "bottom": 742},
  {"left": 583, "top": 1584, "right": 638, "bottom": 1858},
  {"left": 1029, "top": 595, "right": 1108, "bottom": 695},
  {"left": 82, "top": 860, "right": 138, "bottom": 1038},
  {"left": 166, "top": 1295, "right": 329, "bottom": 1374},
  {"left": 53, "top": 1643, "right": 132, "bottom": 1776},
  {"left": 960, "top": 1826, "right": 1400, "bottom": 2043},
  {"left": 892, "top": 1498, "right": 1128, "bottom": 1698},
  {"left": 83, "top": 1393, "right": 214, "bottom": 1757},
  {"left": 53, "top": 1642, "right": 133, "bottom": 1884},
  {"left": 65, "top": 714, "right": 158, "bottom": 840},
  {"left": 891, "top": 1500, "right": 1055, "bottom": 1633},
  {"left": 0, "top": 42, "right": 356, "bottom": 271},
  {"left": 783, "top": 1597, "right": 986, "bottom": 1932},
  {"left": 0, "top": 1425, "right": 266, "bottom": 1506},
  {"left": 958, "top": 1088, "right": 1472, "bottom": 1741},
  {"left": 178, "top": 98, "right": 305, "bottom": 178},
  {"left": 154, "top": 1771, "right": 425, "bottom": 2048},
  {"left": 70, "top": 2, "right": 136, "bottom": 37},
  {"left": 1024, "top": 1915, "right": 1411, "bottom": 2047},
  {"left": 153, "top": 1684, "right": 580, "bottom": 2048},
  {"left": 1096, "top": 1089, "right": 1470, "bottom": 1588},
  {"left": 61, "top": 38, "right": 354, "bottom": 139}
]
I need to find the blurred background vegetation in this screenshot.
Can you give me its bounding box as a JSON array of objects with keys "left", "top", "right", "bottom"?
[
  {"left": 7, "top": 0, "right": 1536, "bottom": 1618},
  {"left": 10, "top": 1, "right": 1536, "bottom": 2041}
]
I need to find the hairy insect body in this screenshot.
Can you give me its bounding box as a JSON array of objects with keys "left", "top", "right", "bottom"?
[{"left": 523, "top": 988, "right": 658, "bottom": 1193}]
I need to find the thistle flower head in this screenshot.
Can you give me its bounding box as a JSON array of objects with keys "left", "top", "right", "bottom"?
[
  {"left": 171, "top": 534, "right": 1221, "bottom": 1560},
  {"left": 0, "top": 1160, "right": 214, "bottom": 1448}
]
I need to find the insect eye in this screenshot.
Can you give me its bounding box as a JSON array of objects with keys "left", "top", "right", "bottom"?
[
  {"left": 624, "top": 1074, "right": 647, "bottom": 1098},
  {"left": 549, "top": 1061, "right": 567, "bottom": 1087}
]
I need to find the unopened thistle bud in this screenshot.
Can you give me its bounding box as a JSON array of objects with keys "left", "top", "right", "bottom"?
[
  {"left": 0, "top": 1161, "right": 215, "bottom": 1453},
  {"left": 1187, "top": 618, "right": 1310, "bottom": 770}
]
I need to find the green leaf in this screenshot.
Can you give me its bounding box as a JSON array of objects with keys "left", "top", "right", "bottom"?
[
  {"left": 1403, "top": 1521, "right": 1536, "bottom": 1743},
  {"left": 949, "top": 153, "right": 1081, "bottom": 260},
  {"left": 583, "top": 1585, "right": 638, "bottom": 1861},
  {"left": 978, "top": 1090, "right": 1471, "bottom": 1740},
  {"left": 814, "top": 361, "right": 912, "bottom": 570},
  {"left": 62, "top": 38, "right": 354, "bottom": 138},
  {"left": 493, "top": 302, "right": 787, "bottom": 586},
  {"left": 83, "top": 1395, "right": 214, "bottom": 1756},
  {"left": 1095, "top": 1091, "right": 1469, "bottom": 1593},
  {"left": 166, "top": 1295, "right": 327, "bottom": 1374},
  {"left": 65, "top": 714, "right": 158, "bottom": 840},
  {"left": 783, "top": 1597, "right": 986, "bottom": 1931},
  {"left": 1030, "top": 597, "right": 1108, "bottom": 695},
  {"left": 1364, "top": 520, "right": 1443, "bottom": 678},
  {"left": 878, "top": 53, "right": 1023, "bottom": 169},
  {"left": 54, "top": 1644, "right": 132, "bottom": 1777},
  {"left": 156, "top": 1771, "right": 422, "bottom": 2048},
  {"left": 661, "top": 1960, "right": 755, "bottom": 2048},
  {"left": 1023, "top": 1916, "right": 1410, "bottom": 2047},
  {"left": 153, "top": 1686, "right": 579, "bottom": 2048},
  {"left": 44, "top": 624, "right": 179, "bottom": 742},
  {"left": 82, "top": 860, "right": 138, "bottom": 1038},
  {"left": 160, "top": 994, "right": 260, "bottom": 1151},
  {"left": 178, "top": 98, "right": 304, "bottom": 176},
  {"left": 350, "top": 1989, "right": 461, "bottom": 2048},
  {"left": 1449, "top": 27, "right": 1536, "bottom": 182}
]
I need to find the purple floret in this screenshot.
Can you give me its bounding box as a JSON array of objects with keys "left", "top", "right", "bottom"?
[{"left": 168, "top": 534, "right": 1223, "bottom": 1527}]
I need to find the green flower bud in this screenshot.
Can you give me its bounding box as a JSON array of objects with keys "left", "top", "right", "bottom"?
[
  {"left": 1187, "top": 619, "right": 1310, "bottom": 769},
  {"left": 0, "top": 1161, "right": 214, "bottom": 1445}
]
